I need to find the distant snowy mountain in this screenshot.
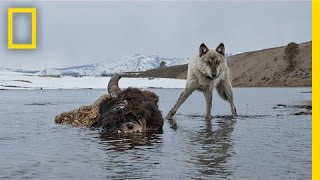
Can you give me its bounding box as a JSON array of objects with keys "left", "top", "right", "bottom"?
[
  {"left": 0, "top": 67, "right": 13, "bottom": 72},
  {"left": 37, "top": 54, "right": 188, "bottom": 76}
]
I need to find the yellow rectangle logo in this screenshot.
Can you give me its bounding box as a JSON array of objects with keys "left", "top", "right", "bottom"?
[{"left": 8, "top": 8, "right": 37, "bottom": 49}]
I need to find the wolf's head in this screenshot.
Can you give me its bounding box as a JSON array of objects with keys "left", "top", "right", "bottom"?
[{"left": 197, "top": 43, "right": 226, "bottom": 80}]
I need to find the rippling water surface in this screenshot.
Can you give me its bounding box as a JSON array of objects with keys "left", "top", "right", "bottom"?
[{"left": 0, "top": 88, "right": 311, "bottom": 179}]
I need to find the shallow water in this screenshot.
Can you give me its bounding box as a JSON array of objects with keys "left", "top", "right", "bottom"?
[{"left": 0, "top": 88, "right": 311, "bottom": 179}]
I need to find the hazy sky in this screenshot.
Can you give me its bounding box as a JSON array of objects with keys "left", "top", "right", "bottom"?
[{"left": 0, "top": 1, "right": 311, "bottom": 70}]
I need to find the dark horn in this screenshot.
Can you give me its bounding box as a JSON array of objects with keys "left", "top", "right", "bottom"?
[{"left": 108, "top": 74, "right": 122, "bottom": 98}]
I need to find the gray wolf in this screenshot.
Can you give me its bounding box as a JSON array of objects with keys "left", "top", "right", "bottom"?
[{"left": 165, "top": 43, "right": 237, "bottom": 120}]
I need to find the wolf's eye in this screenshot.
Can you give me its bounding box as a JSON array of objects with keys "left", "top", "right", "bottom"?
[{"left": 206, "top": 61, "right": 211, "bottom": 65}]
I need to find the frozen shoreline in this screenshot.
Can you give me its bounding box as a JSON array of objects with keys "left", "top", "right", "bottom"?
[{"left": 0, "top": 71, "right": 186, "bottom": 90}]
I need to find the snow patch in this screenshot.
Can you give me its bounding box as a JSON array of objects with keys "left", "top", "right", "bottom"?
[{"left": 0, "top": 71, "right": 186, "bottom": 89}]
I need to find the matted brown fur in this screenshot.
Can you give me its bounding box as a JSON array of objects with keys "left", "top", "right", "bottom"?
[{"left": 55, "top": 94, "right": 110, "bottom": 128}]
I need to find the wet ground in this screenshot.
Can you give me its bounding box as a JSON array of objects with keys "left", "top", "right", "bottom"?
[{"left": 0, "top": 88, "right": 311, "bottom": 179}]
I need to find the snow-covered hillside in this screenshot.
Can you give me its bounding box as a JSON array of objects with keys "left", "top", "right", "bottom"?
[{"left": 37, "top": 54, "right": 188, "bottom": 76}]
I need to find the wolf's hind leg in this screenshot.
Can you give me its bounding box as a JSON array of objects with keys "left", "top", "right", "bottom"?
[
  {"left": 216, "top": 80, "right": 237, "bottom": 116},
  {"left": 165, "top": 88, "right": 193, "bottom": 120}
]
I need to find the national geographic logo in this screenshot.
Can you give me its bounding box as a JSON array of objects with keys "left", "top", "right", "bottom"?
[{"left": 7, "top": 7, "right": 37, "bottom": 49}]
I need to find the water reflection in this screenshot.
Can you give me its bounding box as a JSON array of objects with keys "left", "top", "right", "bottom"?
[
  {"left": 95, "top": 132, "right": 164, "bottom": 179},
  {"left": 189, "top": 116, "right": 236, "bottom": 178},
  {"left": 98, "top": 132, "right": 164, "bottom": 151}
]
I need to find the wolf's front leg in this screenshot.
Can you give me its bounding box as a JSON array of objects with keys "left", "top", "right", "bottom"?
[
  {"left": 216, "top": 80, "right": 237, "bottom": 117},
  {"left": 203, "top": 90, "right": 213, "bottom": 120},
  {"left": 165, "top": 88, "right": 193, "bottom": 120},
  {"left": 224, "top": 82, "right": 237, "bottom": 117}
]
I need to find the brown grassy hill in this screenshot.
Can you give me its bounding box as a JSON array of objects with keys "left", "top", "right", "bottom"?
[
  {"left": 131, "top": 64, "right": 188, "bottom": 79},
  {"left": 131, "top": 41, "right": 311, "bottom": 87}
]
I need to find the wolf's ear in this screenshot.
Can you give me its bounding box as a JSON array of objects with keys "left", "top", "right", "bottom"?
[
  {"left": 199, "top": 43, "right": 209, "bottom": 57},
  {"left": 216, "top": 43, "right": 225, "bottom": 56}
]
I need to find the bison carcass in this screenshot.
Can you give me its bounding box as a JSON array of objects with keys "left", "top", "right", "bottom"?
[{"left": 55, "top": 75, "right": 164, "bottom": 133}]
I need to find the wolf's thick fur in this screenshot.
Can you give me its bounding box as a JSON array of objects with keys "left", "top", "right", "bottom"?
[{"left": 165, "top": 43, "right": 237, "bottom": 120}]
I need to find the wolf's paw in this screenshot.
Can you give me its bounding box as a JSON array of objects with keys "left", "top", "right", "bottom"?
[
  {"left": 232, "top": 108, "right": 238, "bottom": 117},
  {"left": 168, "top": 119, "right": 177, "bottom": 129}
]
